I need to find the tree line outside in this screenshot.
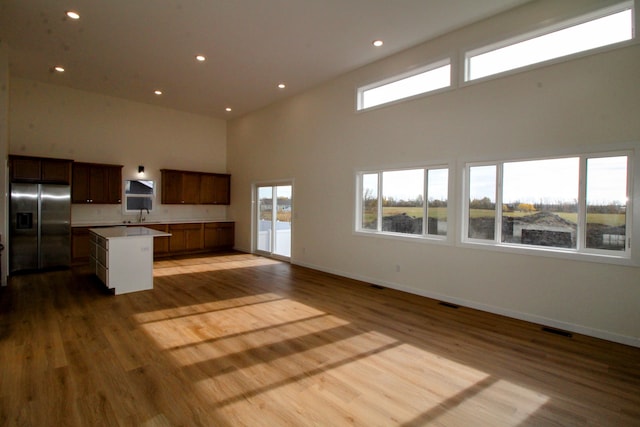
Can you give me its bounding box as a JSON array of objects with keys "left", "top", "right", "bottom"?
[
  {"left": 363, "top": 193, "right": 626, "bottom": 229},
  {"left": 259, "top": 197, "right": 292, "bottom": 222}
]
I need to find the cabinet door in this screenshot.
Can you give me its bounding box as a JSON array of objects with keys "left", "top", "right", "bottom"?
[
  {"left": 185, "top": 223, "right": 204, "bottom": 250},
  {"left": 10, "top": 157, "right": 41, "bottom": 181},
  {"left": 199, "top": 174, "right": 217, "bottom": 204},
  {"left": 204, "top": 224, "right": 217, "bottom": 248},
  {"left": 204, "top": 222, "right": 235, "bottom": 249},
  {"left": 106, "top": 166, "right": 122, "bottom": 204},
  {"left": 88, "top": 166, "right": 109, "bottom": 203},
  {"left": 213, "top": 175, "right": 230, "bottom": 204},
  {"left": 217, "top": 222, "right": 235, "bottom": 247},
  {"left": 41, "top": 159, "right": 72, "bottom": 183},
  {"left": 161, "top": 170, "right": 184, "bottom": 204},
  {"left": 182, "top": 173, "right": 201, "bottom": 204},
  {"left": 200, "top": 174, "right": 230, "bottom": 204},
  {"left": 168, "top": 226, "right": 187, "bottom": 252},
  {"left": 72, "top": 163, "right": 91, "bottom": 203},
  {"left": 169, "top": 223, "right": 203, "bottom": 252}
]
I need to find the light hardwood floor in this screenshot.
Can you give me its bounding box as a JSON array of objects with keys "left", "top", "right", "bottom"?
[{"left": 1, "top": 252, "right": 639, "bottom": 426}]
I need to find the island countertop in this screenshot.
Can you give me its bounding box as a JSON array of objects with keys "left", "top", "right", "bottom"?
[{"left": 89, "top": 226, "right": 172, "bottom": 238}]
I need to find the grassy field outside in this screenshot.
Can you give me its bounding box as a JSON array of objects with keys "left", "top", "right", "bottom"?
[
  {"left": 260, "top": 211, "right": 292, "bottom": 222},
  {"left": 382, "top": 206, "right": 446, "bottom": 219},
  {"left": 370, "top": 207, "right": 625, "bottom": 227},
  {"left": 470, "top": 209, "right": 625, "bottom": 226}
]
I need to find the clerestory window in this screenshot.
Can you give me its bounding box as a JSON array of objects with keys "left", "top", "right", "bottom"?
[
  {"left": 357, "top": 60, "right": 451, "bottom": 111},
  {"left": 465, "top": 2, "right": 634, "bottom": 81}
]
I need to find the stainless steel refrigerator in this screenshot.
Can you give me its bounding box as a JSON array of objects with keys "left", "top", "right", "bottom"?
[{"left": 10, "top": 183, "right": 71, "bottom": 273}]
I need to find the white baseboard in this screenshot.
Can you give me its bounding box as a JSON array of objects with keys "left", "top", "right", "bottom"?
[{"left": 291, "top": 258, "right": 640, "bottom": 348}]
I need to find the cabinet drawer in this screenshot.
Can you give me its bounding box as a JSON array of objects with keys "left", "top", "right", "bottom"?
[
  {"left": 96, "top": 235, "right": 108, "bottom": 249},
  {"left": 96, "top": 262, "right": 109, "bottom": 287},
  {"left": 96, "top": 245, "right": 108, "bottom": 266}
]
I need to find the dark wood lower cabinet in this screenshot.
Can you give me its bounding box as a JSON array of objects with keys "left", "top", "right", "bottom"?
[
  {"left": 204, "top": 222, "right": 235, "bottom": 250},
  {"left": 72, "top": 222, "right": 234, "bottom": 264},
  {"left": 168, "top": 223, "right": 204, "bottom": 253},
  {"left": 165, "top": 222, "right": 234, "bottom": 256},
  {"left": 143, "top": 224, "right": 170, "bottom": 256}
]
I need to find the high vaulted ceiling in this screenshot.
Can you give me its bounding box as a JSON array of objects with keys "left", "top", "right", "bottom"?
[{"left": 1, "top": 0, "right": 530, "bottom": 119}]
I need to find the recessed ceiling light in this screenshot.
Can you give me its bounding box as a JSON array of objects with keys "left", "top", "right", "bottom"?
[
  {"left": 154, "top": 90, "right": 163, "bottom": 95},
  {"left": 195, "top": 55, "right": 206, "bottom": 62},
  {"left": 65, "top": 10, "right": 80, "bottom": 20},
  {"left": 277, "top": 83, "right": 286, "bottom": 89},
  {"left": 372, "top": 40, "right": 384, "bottom": 47},
  {"left": 53, "top": 66, "right": 65, "bottom": 73},
  {"left": 225, "top": 107, "right": 232, "bottom": 112}
]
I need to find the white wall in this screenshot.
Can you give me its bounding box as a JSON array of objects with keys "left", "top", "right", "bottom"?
[
  {"left": 228, "top": 0, "right": 640, "bottom": 346},
  {"left": 9, "top": 78, "right": 228, "bottom": 224}
]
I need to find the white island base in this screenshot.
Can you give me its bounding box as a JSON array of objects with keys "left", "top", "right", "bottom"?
[{"left": 89, "top": 226, "right": 171, "bottom": 295}]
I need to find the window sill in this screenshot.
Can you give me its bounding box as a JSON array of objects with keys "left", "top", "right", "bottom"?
[
  {"left": 354, "top": 229, "right": 451, "bottom": 245},
  {"left": 459, "top": 240, "right": 637, "bottom": 267}
]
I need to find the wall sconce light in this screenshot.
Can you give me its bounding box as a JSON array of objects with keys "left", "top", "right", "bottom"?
[{"left": 138, "top": 165, "right": 145, "bottom": 174}]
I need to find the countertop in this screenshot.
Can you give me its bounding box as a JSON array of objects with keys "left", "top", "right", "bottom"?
[
  {"left": 89, "top": 226, "right": 172, "bottom": 238},
  {"left": 74, "top": 219, "right": 233, "bottom": 227}
]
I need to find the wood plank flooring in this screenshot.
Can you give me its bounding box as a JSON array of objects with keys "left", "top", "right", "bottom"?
[{"left": 1, "top": 252, "right": 639, "bottom": 426}]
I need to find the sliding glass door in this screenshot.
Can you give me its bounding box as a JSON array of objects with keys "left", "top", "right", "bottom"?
[{"left": 255, "top": 184, "right": 292, "bottom": 259}]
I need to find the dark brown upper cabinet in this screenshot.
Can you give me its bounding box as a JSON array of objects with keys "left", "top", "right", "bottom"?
[
  {"left": 199, "top": 173, "right": 230, "bottom": 205},
  {"left": 72, "top": 162, "right": 123, "bottom": 204},
  {"left": 9, "top": 155, "right": 72, "bottom": 184},
  {"left": 161, "top": 169, "right": 230, "bottom": 205}
]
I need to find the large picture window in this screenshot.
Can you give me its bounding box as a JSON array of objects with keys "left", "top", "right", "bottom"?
[
  {"left": 357, "top": 166, "right": 449, "bottom": 238},
  {"left": 465, "top": 153, "right": 631, "bottom": 257}
]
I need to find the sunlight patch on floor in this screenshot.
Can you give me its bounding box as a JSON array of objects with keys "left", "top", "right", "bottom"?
[
  {"left": 191, "top": 329, "right": 402, "bottom": 408},
  {"left": 399, "top": 378, "right": 550, "bottom": 426},
  {"left": 162, "top": 314, "right": 350, "bottom": 366},
  {"left": 137, "top": 297, "right": 330, "bottom": 351},
  {"left": 153, "top": 255, "right": 282, "bottom": 276},
  {"left": 132, "top": 292, "right": 284, "bottom": 323},
  {"left": 134, "top": 282, "right": 550, "bottom": 425}
]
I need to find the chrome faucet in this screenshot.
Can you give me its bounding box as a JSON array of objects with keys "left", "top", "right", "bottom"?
[{"left": 138, "top": 208, "right": 149, "bottom": 223}]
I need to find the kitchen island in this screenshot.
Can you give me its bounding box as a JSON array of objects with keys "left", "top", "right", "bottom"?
[{"left": 89, "top": 226, "right": 171, "bottom": 295}]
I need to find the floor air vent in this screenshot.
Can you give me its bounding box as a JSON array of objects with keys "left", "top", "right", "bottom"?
[
  {"left": 542, "top": 326, "right": 573, "bottom": 338},
  {"left": 370, "top": 285, "right": 385, "bottom": 290},
  {"left": 438, "top": 301, "right": 459, "bottom": 309}
]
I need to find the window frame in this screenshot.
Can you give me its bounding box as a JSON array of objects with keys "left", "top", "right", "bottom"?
[
  {"left": 461, "top": 149, "right": 635, "bottom": 265},
  {"left": 464, "top": 1, "right": 635, "bottom": 83},
  {"left": 356, "top": 58, "right": 452, "bottom": 111},
  {"left": 355, "top": 165, "right": 451, "bottom": 242},
  {"left": 123, "top": 179, "right": 156, "bottom": 214}
]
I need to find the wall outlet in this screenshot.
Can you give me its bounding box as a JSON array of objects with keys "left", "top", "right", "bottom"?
[{"left": 395, "top": 264, "right": 401, "bottom": 273}]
